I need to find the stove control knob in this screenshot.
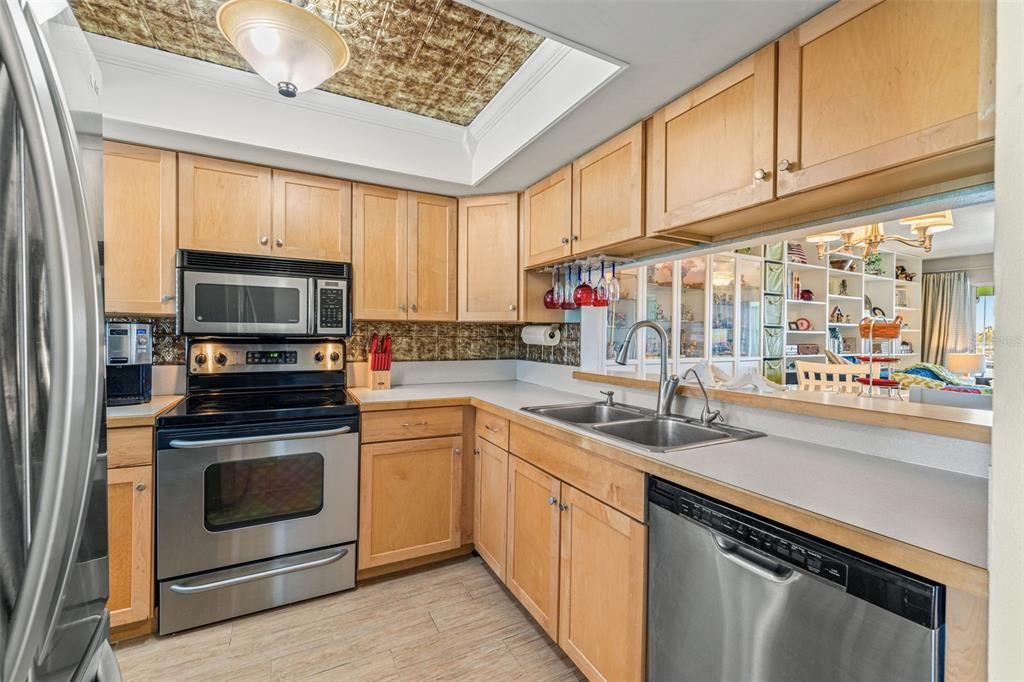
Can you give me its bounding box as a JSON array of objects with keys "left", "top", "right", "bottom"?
[
  {"left": 214, "top": 352, "right": 228, "bottom": 366},
  {"left": 195, "top": 353, "right": 208, "bottom": 366},
  {"left": 314, "top": 351, "right": 326, "bottom": 363},
  {"left": 329, "top": 351, "right": 341, "bottom": 362}
]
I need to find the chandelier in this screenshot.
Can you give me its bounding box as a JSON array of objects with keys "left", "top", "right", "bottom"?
[
  {"left": 806, "top": 211, "right": 954, "bottom": 259},
  {"left": 217, "top": 0, "right": 350, "bottom": 98}
]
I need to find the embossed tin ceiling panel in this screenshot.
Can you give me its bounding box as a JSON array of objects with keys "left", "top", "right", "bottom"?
[{"left": 71, "top": 0, "right": 545, "bottom": 125}]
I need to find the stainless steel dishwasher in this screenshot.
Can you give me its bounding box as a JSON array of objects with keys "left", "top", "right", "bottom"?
[{"left": 648, "top": 477, "right": 945, "bottom": 682}]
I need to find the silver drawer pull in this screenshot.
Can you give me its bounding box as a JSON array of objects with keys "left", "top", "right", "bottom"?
[
  {"left": 484, "top": 424, "right": 499, "bottom": 432},
  {"left": 169, "top": 547, "right": 348, "bottom": 594},
  {"left": 169, "top": 425, "right": 351, "bottom": 449},
  {"left": 402, "top": 421, "right": 428, "bottom": 427}
]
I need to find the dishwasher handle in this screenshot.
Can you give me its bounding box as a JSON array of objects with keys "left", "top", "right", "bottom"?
[{"left": 712, "top": 533, "right": 796, "bottom": 583}]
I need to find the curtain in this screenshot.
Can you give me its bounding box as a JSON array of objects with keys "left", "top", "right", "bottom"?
[{"left": 922, "top": 271, "right": 974, "bottom": 366}]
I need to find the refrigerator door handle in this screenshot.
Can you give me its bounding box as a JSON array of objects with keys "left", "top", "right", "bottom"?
[{"left": 0, "top": 1, "right": 103, "bottom": 679}]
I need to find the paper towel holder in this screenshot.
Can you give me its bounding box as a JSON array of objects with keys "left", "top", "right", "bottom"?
[{"left": 521, "top": 324, "right": 561, "bottom": 346}]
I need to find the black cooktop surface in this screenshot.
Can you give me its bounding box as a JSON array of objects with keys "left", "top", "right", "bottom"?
[{"left": 157, "top": 388, "right": 358, "bottom": 428}]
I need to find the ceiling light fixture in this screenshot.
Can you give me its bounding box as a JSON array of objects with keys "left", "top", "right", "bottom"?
[
  {"left": 217, "top": 0, "right": 350, "bottom": 98},
  {"left": 808, "top": 211, "right": 955, "bottom": 259}
]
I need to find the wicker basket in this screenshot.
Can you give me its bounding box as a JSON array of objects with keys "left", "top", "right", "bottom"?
[{"left": 859, "top": 315, "right": 903, "bottom": 340}]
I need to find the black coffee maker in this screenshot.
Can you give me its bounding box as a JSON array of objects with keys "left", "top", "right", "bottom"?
[{"left": 106, "top": 322, "right": 153, "bottom": 406}]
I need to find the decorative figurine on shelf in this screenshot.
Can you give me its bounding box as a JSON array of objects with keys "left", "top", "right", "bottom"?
[
  {"left": 799, "top": 289, "right": 815, "bottom": 301},
  {"left": 901, "top": 340, "right": 914, "bottom": 353},
  {"left": 839, "top": 279, "right": 849, "bottom": 296},
  {"left": 844, "top": 314, "right": 853, "bottom": 324},
  {"left": 895, "top": 265, "right": 917, "bottom": 281},
  {"left": 830, "top": 305, "right": 845, "bottom": 323},
  {"left": 864, "top": 253, "right": 883, "bottom": 276}
]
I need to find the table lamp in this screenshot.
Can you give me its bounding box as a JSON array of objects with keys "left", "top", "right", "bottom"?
[{"left": 946, "top": 352, "right": 986, "bottom": 381}]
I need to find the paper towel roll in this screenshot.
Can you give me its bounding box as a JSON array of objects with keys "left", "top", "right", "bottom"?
[{"left": 520, "top": 324, "right": 561, "bottom": 346}]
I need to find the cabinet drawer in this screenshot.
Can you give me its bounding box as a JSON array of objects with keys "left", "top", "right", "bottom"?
[
  {"left": 508, "top": 423, "right": 644, "bottom": 521},
  {"left": 108, "top": 427, "right": 153, "bottom": 468},
  {"left": 361, "top": 407, "right": 463, "bottom": 443},
  {"left": 475, "top": 410, "right": 509, "bottom": 449}
]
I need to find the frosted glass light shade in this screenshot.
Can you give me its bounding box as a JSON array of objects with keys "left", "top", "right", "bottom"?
[{"left": 217, "top": 0, "right": 349, "bottom": 97}]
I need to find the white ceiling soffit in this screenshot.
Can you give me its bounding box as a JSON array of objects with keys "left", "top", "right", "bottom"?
[{"left": 87, "top": 31, "right": 621, "bottom": 188}]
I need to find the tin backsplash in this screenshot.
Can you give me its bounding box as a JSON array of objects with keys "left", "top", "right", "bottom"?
[{"left": 104, "top": 317, "right": 581, "bottom": 367}]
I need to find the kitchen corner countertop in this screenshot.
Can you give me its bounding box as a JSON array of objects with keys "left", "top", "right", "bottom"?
[
  {"left": 107, "top": 394, "right": 184, "bottom": 428},
  {"left": 349, "top": 380, "right": 988, "bottom": 575}
]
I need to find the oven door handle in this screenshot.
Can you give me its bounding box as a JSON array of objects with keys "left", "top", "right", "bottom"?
[
  {"left": 169, "top": 547, "right": 349, "bottom": 595},
  {"left": 168, "top": 425, "right": 352, "bottom": 449}
]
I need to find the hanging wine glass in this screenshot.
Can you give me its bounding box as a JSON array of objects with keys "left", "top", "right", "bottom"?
[
  {"left": 593, "top": 261, "right": 609, "bottom": 307},
  {"left": 544, "top": 267, "right": 559, "bottom": 309},
  {"left": 608, "top": 262, "right": 621, "bottom": 301},
  {"left": 574, "top": 264, "right": 595, "bottom": 306},
  {"left": 560, "top": 264, "right": 578, "bottom": 309}
]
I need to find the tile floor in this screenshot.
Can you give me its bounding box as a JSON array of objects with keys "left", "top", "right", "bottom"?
[{"left": 114, "top": 556, "right": 584, "bottom": 681}]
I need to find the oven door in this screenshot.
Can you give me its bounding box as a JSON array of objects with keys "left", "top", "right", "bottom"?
[
  {"left": 181, "top": 270, "right": 311, "bottom": 336},
  {"left": 155, "top": 417, "right": 358, "bottom": 580}
]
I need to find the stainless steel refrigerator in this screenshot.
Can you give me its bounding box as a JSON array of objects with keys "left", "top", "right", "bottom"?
[{"left": 0, "top": 0, "right": 118, "bottom": 680}]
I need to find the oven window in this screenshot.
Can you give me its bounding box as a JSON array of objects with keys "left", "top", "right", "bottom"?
[
  {"left": 204, "top": 453, "right": 324, "bottom": 531},
  {"left": 194, "top": 283, "right": 302, "bottom": 325}
]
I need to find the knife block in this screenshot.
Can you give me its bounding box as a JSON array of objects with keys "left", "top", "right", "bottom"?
[{"left": 367, "top": 353, "right": 391, "bottom": 391}]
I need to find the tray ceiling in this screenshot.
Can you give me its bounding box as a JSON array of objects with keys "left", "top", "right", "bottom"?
[{"left": 70, "top": 0, "right": 545, "bottom": 125}]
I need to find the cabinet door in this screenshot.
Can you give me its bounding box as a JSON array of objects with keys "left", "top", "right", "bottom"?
[
  {"left": 558, "top": 484, "right": 646, "bottom": 682},
  {"left": 359, "top": 436, "right": 462, "bottom": 569},
  {"left": 408, "top": 192, "right": 457, "bottom": 321},
  {"left": 107, "top": 465, "right": 153, "bottom": 628},
  {"left": 474, "top": 436, "right": 509, "bottom": 581},
  {"left": 271, "top": 169, "right": 351, "bottom": 262},
  {"left": 776, "top": 0, "right": 995, "bottom": 196},
  {"left": 572, "top": 123, "right": 644, "bottom": 253},
  {"left": 457, "top": 194, "right": 519, "bottom": 322},
  {"left": 506, "top": 455, "right": 561, "bottom": 638},
  {"left": 102, "top": 142, "right": 177, "bottom": 315},
  {"left": 523, "top": 166, "right": 572, "bottom": 267},
  {"left": 178, "top": 154, "right": 272, "bottom": 256},
  {"left": 352, "top": 184, "right": 408, "bottom": 320},
  {"left": 648, "top": 44, "right": 776, "bottom": 232}
]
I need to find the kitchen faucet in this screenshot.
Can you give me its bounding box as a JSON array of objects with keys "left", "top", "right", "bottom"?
[
  {"left": 681, "top": 367, "right": 723, "bottom": 428},
  {"left": 615, "top": 321, "right": 679, "bottom": 416}
]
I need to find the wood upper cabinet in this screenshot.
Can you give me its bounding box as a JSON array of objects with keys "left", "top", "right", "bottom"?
[
  {"left": 458, "top": 193, "right": 519, "bottom": 322},
  {"left": 352, "top": 183, "right": 408, "bottom": 319},
  {"left": 271, "top": 170, "right": 351, "bottom": 262},
  {"left": 506, "top": 455, "right": 561, "bottom": 639},
  {"left": 523, "top": 166, "right": 572, "bottom": 267},
  {"left": 474, "top": 436, "right": 509, "bottom": 581},
  {"left": 648, "top": 44, "right": 777, "bottom": 233},
  {"left": 776, "top": 0, "right": 995, "bottom": 197},
  {"left": 107, "top": 464, "right": 153, "bottom": 628},
  {"left": 178, "top": 154, "right": 273, "bottom": 256},
  {"left": 572, "top": 123, "right": 644, "bottom": 253},
  {"left": 558, "top": 484, "right": 646, "bottom": 682},
  {"left": 408, "top": 192, "right": 457, "bottom": 321},
  {"left": 358, "top": 435, "right": 462, "bottom": 569},
  {"left": 102, "top": 142, "right": 177, "bottom": 315}
]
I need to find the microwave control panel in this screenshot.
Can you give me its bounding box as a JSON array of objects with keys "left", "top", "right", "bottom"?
[{"left": 316, "top": 279, "right": 349, "bottom": 334}]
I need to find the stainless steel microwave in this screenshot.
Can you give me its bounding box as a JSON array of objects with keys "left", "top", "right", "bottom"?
[{"left": 177, "top": 250, "right": 351, "bottom": 337}]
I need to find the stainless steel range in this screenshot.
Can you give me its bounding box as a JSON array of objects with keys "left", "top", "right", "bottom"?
[{"left": 155, "top": 338, "right": 359, "bottom": 635}]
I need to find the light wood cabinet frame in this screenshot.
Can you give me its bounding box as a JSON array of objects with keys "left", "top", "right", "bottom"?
[
  {"left": 408, "top": 192, "right": 458, "bottom": 321},
  {"left": 523, "top": 166, "right": 572, "bottom": 267},
  {"left": 571, "top": 123, "right": 645, "bottom": 253},
  {"left": 457, "top": 193, "right": 519, "bottom": 321},
  {"left": 107, "top": 465, "right": 153, "bottom": 628},
  {"left": 352, "top": 183, "right": 409, "bottom": 320},
  {"left": 473, "top": 436, "right": 509, "bottom": 581},
  {"left": 271, "top": 169, "right": 352, "bottom": 262}
]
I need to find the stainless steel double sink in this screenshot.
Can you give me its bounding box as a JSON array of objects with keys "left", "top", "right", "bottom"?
[{"left": 521, "top": 402, "right": 763, "bottom": 454}]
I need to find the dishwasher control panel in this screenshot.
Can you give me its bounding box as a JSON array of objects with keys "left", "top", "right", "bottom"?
[{"left": 648, "top": 476, "right": 944, "bottom": 629}]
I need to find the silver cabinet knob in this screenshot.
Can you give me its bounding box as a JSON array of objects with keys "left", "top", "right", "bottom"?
[
  {"left": 135, "top": 483, "right": 146, "bottom": 492},
  {"left": 474, "top": 448, "right": 480, "bottom": 456},
  {"left": 561, "top": 236, "right": 570, "bottom": 244},
  {"left": 572, "top": 234, "right": 579, "bottom": 241},
  {"left": 559, "top": 502, "right": 568, "bottom": 512},
  {"left": 753, "top": 168, "right": 769, "bottom": 182},
  {"left": 777, "top": 159, "right": 793, "bottom": 172},
  {"left": 260, "top": 236, "right": 269, "bottom": 245},
  {"left": 399, "top": 303, "right": 407, "bottom": 312},
  {"left": 548, "top": 496, "right": 558, "bottom": 506},
  {"left": 411, "top": 303, "right": 418, "bottom": 313},
  {"left": 161, "top": 294, "right": 176, "bottom": 302},
  {"left": 276, "top": 239, "right": 284, "bottom": 247},
  {"left": 508, "top": 304, "right": 516, "bottom": 311}
]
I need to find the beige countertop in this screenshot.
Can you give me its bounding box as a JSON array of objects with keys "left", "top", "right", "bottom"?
[
  {"left": 349, "top": 380, "right": 988, "bottom": 572},
  {"left": 107, "top": 394, "right": 184, "bottom": 428}
]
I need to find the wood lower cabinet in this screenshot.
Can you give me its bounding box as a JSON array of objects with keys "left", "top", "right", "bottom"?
[
  {"left": 506, "top": 455, "right": 562, "bottom": 638},
  {"left": 647, "top": 44, "right": 777, "bottom": 233},
  {"left": 271, "top": 169, "right": 352, "bottom": 262},
  {"left": 107, "top": 464, "right": 153, "bottom": 629},
  {"left": 776, "top": 0, "right": 994, "bottom": 197},
  {"left": 359, "top": 435, "right": 463, "bottom": 569},
  {"left": 523, "top": 166, "right": 572, "bottom": 267},
  {"left": 458, "top": 193, "right": 520, "bottom": 321},
  {"left": 102, "top": 142, "right": 177, "bottom": 315},
  {"left": 473, "top": 436, "right": 508, "bottom": 580},
  {"left": 408, "top": 192, "right": 458, "bottom": 321},
  {"left": 178, "top": 154, "right": 273, "bottom": 256},
  {"left": 572, "top": 123, "right": 645, "bottom": 253},
  {"left": 558, "top": 484, "right": 646, "bottom": 682}
]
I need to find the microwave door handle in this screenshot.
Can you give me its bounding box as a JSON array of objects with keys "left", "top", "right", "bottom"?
[{"left": 168, "top": 425, "right": 352, "bottom": 449}]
